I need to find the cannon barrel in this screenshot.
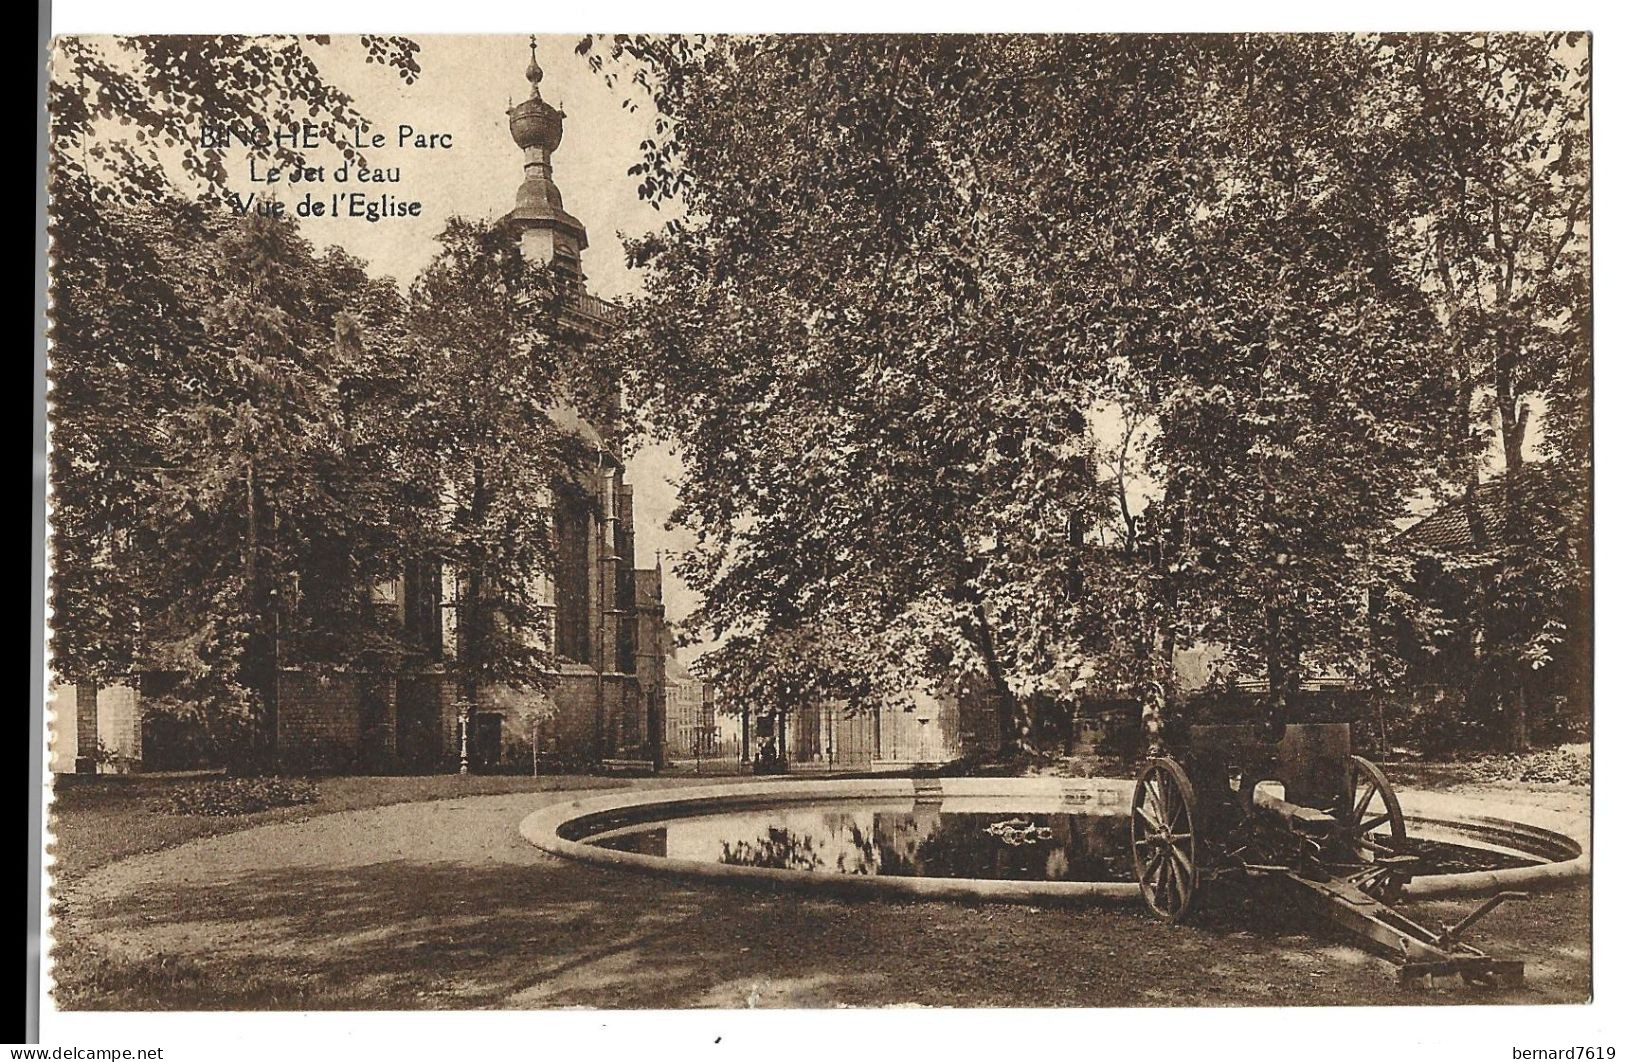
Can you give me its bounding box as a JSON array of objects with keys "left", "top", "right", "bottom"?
[{"left": 1252, "top": 787, "right": 1339, "bottom": 838}]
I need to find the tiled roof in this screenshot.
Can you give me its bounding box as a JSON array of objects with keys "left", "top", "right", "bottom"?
[
  {"left": 1397, "top": 463, "right": 1574, "bottom": 552},
  {"left": 1401, "top": 494, "right": 1501, "bottom": 551}
]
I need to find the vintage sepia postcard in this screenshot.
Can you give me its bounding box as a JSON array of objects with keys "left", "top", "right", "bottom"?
[{"left": 37, "top": 21, "right": 1596, "bottom": 1055}]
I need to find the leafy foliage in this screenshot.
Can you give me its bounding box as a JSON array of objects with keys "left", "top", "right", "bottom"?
[
  {"left": 49, "top": 197, "right": 418, "bottom": 762},
  {"left": 49, "top": 34, "right": 428, "bottom": 765},
  {"left": 400, "top": 217, "right": 608, "bottom": 698},
  {"left": 50, "top": 34, "right": 635, "bottom": 768},
  {"left": 151, "top": 776, "right": 319, "bottom": 816},
  {"left": 584, "top": 33, "right": 1588, "bottom": 755},
  {"left": 50, "top": 35, "right": 420, "bottom": 203},
  {"left": 1373, "top": 33, "right": 1592, "bottom": 749}
]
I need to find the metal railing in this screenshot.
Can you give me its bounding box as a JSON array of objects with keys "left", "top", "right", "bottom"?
[{"left": 567, "top": 291, "right": 627, "bottom": 326}]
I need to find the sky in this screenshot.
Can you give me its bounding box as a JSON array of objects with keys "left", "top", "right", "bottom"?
[
  {"left": 259, "top": 35, "right": 662, "bottom": 299},
  {"left": 217, "top": 34, "right": 707, "bottom": 657}
]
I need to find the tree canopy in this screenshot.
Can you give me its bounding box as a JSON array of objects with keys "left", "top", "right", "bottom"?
[
  {"left": 584, "top": 32, "right": 1590, "bottom": 752},
  {"left": 50, "top": 35, "right": 420, "bottom": 203},
  {"left": 401, "top": 217, "right": 607, "bottom": 700}
]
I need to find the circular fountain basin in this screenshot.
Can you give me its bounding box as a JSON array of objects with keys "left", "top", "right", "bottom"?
[{"left": 520, "top": 778, "right": 1587, "bottom": 905}]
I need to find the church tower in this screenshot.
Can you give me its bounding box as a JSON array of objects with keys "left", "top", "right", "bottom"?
[{"left": 506, "top": 37, "right": 589, "bottom": 285}]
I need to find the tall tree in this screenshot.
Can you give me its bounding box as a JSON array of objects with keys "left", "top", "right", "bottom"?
[
  {"left": 1382, "top": 32, "right": 1592, "bottom": 749},
  {"left": 586, "top": 34, "right": 1453, "bottom": 753},
  {"left": 587, "top": 35, "right": 1155, "bottom": 750},
  {"left": 50, "top": 200, "right": 415, "bottom": 765},
  {"left": 401, "top": 218, "right": 603, "bottom": 715},
  {"left": 1119, "top": 35, "right": 1447, "bottom": 722},
  {"left": 49, "top": 34, "right": 423, "bottom": 763}
]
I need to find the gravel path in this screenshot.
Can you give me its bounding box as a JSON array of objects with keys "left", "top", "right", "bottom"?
[{"left": 49, "top": 784, "right": 1591, "bottom": 1009}]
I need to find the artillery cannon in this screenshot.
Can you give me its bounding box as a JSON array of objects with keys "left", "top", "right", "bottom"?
[{"left": 1129, "top": 706, "right": 1526, "bottom": 988}]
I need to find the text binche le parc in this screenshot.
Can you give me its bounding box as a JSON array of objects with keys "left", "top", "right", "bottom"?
[
  {"left": 202, "top": 122, "right": 455, "bottom": 223},
  {"left": 199, "top": 122, "right": 456, "bottom": 152}
]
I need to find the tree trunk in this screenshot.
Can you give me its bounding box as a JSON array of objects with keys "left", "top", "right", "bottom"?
[
  {"left": 1498, "top": 388, "right": 1532, "bottom": 753},
  {"left": 241, "top": 459, "right": 279, "bottom": 773},
  {"left": 1263, "top": 600, "right": 1302, "bottom": 740},
  {"left": 1505, "top": 682, "right": 1530, "bottom": 753},
  {"left": 1366, "top": 585, "right": 1391, "bottom": 756},
  {"left": 1150, "top": 477, "right": 1183, "bottom": 708},
  {"left": 969, "top": 598, "right": 1023, "bottom": 755},
  {"left": 460, "top": 459, "right": 488, "bottom": 766},
  {"left": 1265, "top": 603, "right": 1286, "bottom": 738}
]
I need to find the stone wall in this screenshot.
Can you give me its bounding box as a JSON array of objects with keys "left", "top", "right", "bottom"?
[
  {"left": 547, "top": 667, "right": 605, "bottom": 765},
  {"left": 276, "top": 672, "right": 363, "bottom": 772}
]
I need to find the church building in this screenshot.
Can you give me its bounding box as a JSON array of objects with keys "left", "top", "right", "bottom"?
[{"left": 53, "top": 44, "right": 667, "bottom": 775}]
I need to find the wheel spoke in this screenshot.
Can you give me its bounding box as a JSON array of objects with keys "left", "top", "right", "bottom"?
[
  {"left": 1169, "top": 849, "right": 1193, "bottom": 904},
  {"left": 1346, "top": 757, "right": 1406, "bottom": 843},
  {"left": 1170, "top": 852, "right": 1195, "bottom": 910},
  {"left": 1134, "top": 759, "right": 1202, "bottom": 919},
  {"left": 1352, "top": 783, "right": 1376, "bottom": 824},
  {"left": 1166, "top": 790, "right": 1189, "bottom": 826}
]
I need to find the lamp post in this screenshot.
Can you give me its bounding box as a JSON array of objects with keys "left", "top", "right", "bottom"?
[{"left": 456, "top": 698, "right": 473, "bottom": 775}]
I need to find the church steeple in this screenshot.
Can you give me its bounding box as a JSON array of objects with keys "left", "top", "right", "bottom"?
[{"left": 506, "top": 36, "right": 588, "bottom": 281}]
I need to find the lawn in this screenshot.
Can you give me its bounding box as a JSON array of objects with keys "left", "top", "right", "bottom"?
[{"left": 48, "top": 771, "right": 629, "bottom": 882}]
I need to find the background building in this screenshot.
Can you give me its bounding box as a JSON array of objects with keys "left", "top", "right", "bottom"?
[{"left": 663, "top": 656, "right": 720, "bottom": 761}]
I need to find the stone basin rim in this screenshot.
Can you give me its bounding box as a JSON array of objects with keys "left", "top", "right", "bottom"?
[{"left": 519, "top": 777, "right": 1588, "bottom": 905}]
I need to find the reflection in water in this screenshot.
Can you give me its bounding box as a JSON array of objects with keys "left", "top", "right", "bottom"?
[
  {"left": 984, "top": 819, "right": 1055, "bottom": 845},
  {"left": 593, "top": 807, "right": 1137, "bottom": 883},
  {"left": 586, "top": 803, "right": 1541, "bottom": 883}
]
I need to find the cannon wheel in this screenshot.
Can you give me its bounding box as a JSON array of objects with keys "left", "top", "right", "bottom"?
[
  {"left": 1131, "top": 757, "right": 1200, "bottom": 922},
  {"left": 1345, "top": 755, "right": 1406, "bottom": 845}
]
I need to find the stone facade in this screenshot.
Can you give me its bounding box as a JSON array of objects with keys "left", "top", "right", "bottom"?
[
  {"left": 749, "top": 682, "right": 1001, "bottom": 772},
  {"left": 49, "top": 681, "right": 141, "bottom": 774},
  {"left": 664, "top": 658, "right": 719, "bottom": 760}
]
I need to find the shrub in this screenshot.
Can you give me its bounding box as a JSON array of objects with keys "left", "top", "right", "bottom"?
[
  {"left": 1460, "top": 745, "right": 1591, "bottom": 786},
  {"left": 151, "top": 777, "right": 319, "bottom": 816}
]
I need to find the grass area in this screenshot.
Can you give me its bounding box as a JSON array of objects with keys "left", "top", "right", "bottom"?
[
  {"left": 48, "top": 782, "right": 1590, "bottom": 1009},
  {"left": 1382, "top": 748, "right": 1592, "bottom": 792},
  {"left": 50, "top": 842, "right": 1589, "bottom": 1009},
  {"left": 48, "top": 771, "right": 626, "bottom": 882}
]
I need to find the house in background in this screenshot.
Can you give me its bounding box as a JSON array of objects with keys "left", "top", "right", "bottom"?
[
  {"left": 663, "top": 656, "right": 725, "bottom": 762},
  {"left": 732, "top": 683, "right": 1001, "bottom": 773},
  {"left": 1379, "top": 462, "right": 1590, "bottom": 750}
]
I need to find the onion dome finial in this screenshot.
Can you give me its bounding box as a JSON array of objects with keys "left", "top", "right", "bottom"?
[{"left": 526, "top": 35, "right": 544, "bottom": 98}]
